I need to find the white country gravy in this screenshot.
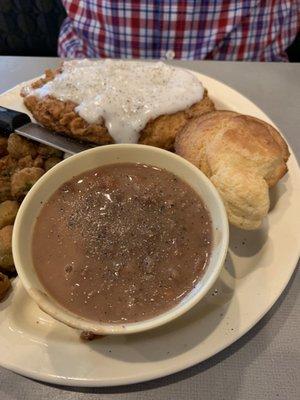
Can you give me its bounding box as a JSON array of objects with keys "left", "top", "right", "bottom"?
[
  {"left": 32, "top": 163, "right": 212, "bottom": 323},
  {"left": 30, "top": 60, "right": 204, "bottom": 143}
]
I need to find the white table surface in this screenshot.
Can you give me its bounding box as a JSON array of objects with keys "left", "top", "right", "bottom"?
[{"left": 0, "top": 57, "right": 299, "bottom": 400}]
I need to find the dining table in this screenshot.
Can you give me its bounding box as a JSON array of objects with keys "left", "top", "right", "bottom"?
[{"left": 0, "top": 57, "right": 299, "bottom": 400}]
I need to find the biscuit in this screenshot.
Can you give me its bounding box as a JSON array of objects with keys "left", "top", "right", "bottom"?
[{"left": 175, "top": 111, "right": 289, "bottom": 229}]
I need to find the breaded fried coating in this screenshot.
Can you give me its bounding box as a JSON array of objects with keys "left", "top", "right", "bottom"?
[
  {"left": 0, "top": 177, "right": 12, "bottom": 202},
  {"left": 17, "top": 155, "right": 36, "bottom": 169},
  {"left": 11, "top": 167, "right": 44, "bottom": 199},
  {"left": 0, "top": 132, "right": 64, "bottom": 300},
  {"left": 7, "top": 133, "right": 37, "bottom": 160},
  {"left": 44, "top": 156, "right": 61, "bottom": 171},
  {"left": 0, "top": 225, "right": 14, "bottom": 271},
  {"left": 33, "top": 155, "right": 45, "bottom": 168},
  {"left": 24, "top": 95, "right": 114, "bottom": 145},
  {"left": 0, "top": 272, "right": 11, "bottom": 301},
  {"left": 138, "top": 91, "right": 215, "bottom": 150},
  {"left": 0, "top": 155, "right": 18, "bottom": 178},
  {"left": 0, "top": 200, "right": 19, "bottom": 229},
  {"left": 17, "top": 154, "right": 44, "bottom": 170},
  {"left": 37, "top": 143, "right": 63, "bottom": 158},
  {"left": 22, "top": 67, "right": 215, "bottom": 150}
]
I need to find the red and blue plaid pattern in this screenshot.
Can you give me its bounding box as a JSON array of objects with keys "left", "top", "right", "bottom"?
[{"left": 58, "top": 1, "right": 299, "bottom": 61}]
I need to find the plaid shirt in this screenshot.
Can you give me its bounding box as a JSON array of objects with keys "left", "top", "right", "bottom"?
[{"left": 58, "top": 1, "right": 299, "bottom": 61}]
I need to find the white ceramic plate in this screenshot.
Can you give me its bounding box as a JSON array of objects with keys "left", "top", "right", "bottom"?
[{"left": 0, "top": 72, "right": 299, "bottom": 387}]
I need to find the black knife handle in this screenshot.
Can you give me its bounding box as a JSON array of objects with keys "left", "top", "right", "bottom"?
[{"left": 0, "top": 106, "right": 31, "bottom": 136}]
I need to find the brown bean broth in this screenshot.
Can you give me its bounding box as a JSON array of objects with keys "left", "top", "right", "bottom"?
[{"left": 32, "top": 163, "right": 212, "bottom": 323}]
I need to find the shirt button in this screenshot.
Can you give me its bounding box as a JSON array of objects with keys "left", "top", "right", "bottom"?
[{"left": 165, "top": 50, "right": 175, "bottom": 60}]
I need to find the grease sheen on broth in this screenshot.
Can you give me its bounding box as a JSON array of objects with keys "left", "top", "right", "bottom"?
[{"left": 32, "top": 163, "right": 212, "bottom": 323}]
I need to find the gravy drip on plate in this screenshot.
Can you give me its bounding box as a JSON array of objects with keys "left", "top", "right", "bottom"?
[
  {"left": 31, "top": 59, "right": 204, "bottom": 143},
  {"left": 32, "top": 163, "right": 212, "bottom": 323}
]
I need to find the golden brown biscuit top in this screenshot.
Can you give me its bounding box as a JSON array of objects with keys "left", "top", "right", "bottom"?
[{"left": 175, "top": 111, "right": 289, "bottom": 229}]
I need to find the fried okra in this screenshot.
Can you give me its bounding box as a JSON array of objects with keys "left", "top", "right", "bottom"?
[
  {"left": 44, "top": 156, "right": 61, "bottom": 171},
  {"left": 17, "top": 154, "right": 44, "bottom": 170},
  {"left": 0, "top": 177, "right": 12, "bottom": 202},
  {"left": 7, "top": 133, "right": 37, "bottom": 159},
  {"left": 0, "top": 155, "right": 18, "bottom": 178},
  {"left": 0, "top": 201, "right": 19, "bottom": 229},
  {"left": 11, "top": 167, "right": 44, "bottom": 199},
  {"left": 37, "top": 143, "right": 63, "bottom": 158},
  {"left": 0, "top": 225, "right": 14, "bottom": 271},
  {"left": 0, "top": 272, "right": 11, "bottom": 301}
]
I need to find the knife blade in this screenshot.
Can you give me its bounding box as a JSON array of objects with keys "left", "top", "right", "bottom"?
[{"left": 0, "top": 106, "right": 94, "bottom": 154}]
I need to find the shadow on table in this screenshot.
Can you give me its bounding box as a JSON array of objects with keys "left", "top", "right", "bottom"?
[{"left": 40, "top": 265, "right": 298, "bottom": 396}]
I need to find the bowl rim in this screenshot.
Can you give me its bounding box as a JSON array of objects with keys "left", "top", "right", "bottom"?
[{"left": 12, "top": 144, "right": 229, "bottom": 334}]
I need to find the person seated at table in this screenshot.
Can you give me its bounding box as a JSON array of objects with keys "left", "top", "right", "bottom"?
[{"left": 58, "top": 1, "right": 299, "bottom": 61}]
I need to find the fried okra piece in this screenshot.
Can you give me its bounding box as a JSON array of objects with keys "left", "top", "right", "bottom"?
[
  {"left": 0, "top": 177, "right": 12, "bottom": 202},
  {"left": 7, "top": 133, "right": 37, "bottom": 159},
  {"left": 0, "top": 225, "right": 14, "bottom": 272},
  {"left": 17, "top": 155, "right": 44, "bottom": 170},
  {"left": 17, "top": 155, "right": 33, "bottom": 170},
  {"left": 0, "top": 137, "right": 8, "bottom": 157},
  {"left": 37, "top": 143, "right": 63, "bottom": 158},
  {"left": 44, "top": 156, "right": 61, "bottom": 171},
  {"left": 33, "top": 155, "right": 44, "bottom": 168},
  {"left": 0, "top": 272, "right": 11, "bottom": 301},
  {"left": 0, "top": 155, "right": 18, "bottom": 178},
  {"left": 11, "top": 167, "right": 44, "bottom": 199},
  {"left": 0, "top": 201, "right": 19, "bottom": 229}
]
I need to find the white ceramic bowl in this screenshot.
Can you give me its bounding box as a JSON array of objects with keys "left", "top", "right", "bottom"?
[{"left": 13, "top": 144, "right": 229, "bottom": 335}]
